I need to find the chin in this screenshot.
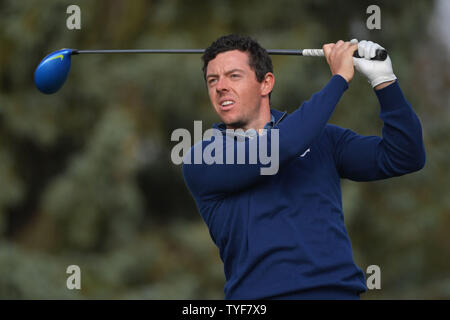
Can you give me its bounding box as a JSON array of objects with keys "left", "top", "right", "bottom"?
[
  {"left": 217, "top": 110, "right": 246, "bottom": 129},
  {"left": 224, "top": 119, "right": 246, "bottom": 129}
]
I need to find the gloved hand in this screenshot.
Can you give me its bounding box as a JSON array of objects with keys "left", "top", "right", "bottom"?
[{"left": 351, "top": 39, "right": 397, "bottom": 88}]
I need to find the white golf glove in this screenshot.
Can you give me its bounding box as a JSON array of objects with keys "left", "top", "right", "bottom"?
[{"left": 351, "top": 39, "right": 397, "bottom": 88}]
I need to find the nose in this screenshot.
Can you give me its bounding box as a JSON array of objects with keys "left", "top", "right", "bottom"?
[{"left": 216, "top": 76, "right": 229, "bottom": 93}]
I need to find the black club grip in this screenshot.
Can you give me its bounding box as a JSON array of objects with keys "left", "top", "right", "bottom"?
[{"left": 353, "top": 49, "right": 388, "bottom": 61}]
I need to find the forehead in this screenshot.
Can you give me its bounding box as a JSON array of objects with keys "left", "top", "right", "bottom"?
[{"left": 206, "top": 50, "right": 251, "bottom": 74}]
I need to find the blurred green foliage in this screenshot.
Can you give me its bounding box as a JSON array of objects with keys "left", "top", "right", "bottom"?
[{"left": 0, "top": 0, "right": 449, "bottom": 299}]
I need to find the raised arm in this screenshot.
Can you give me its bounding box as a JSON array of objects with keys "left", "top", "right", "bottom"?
[
  {"left": 183, "top": 75, "right": 348, "bottom": 200},
  {"left": 330, "top": 80, "right": 425, "bottom": 181}
]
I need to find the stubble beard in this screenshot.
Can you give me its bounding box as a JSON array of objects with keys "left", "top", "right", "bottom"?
[{"left": 222, "top": 111, "right": 250, "bottom": 130}]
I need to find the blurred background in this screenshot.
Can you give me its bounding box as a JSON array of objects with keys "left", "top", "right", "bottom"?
[{"left": 0, "top": 0, "right": 449, "bottom": 299}]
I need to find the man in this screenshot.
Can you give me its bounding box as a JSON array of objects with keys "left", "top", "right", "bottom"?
[{"left": 182, "top": 34, "right": 425, "bottom": 299}]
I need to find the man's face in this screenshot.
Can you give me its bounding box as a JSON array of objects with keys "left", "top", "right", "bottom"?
[{"left": 205, "top": 50, "right": 267, "bottom": 130}]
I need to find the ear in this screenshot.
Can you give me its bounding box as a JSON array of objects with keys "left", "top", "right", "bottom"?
[{"left": 260, "top": 72, "right": 275, "bottom": 97}]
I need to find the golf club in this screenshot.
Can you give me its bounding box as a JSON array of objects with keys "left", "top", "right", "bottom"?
[{"left": 34, "top": 48, "right": 387, "bottom": 94}]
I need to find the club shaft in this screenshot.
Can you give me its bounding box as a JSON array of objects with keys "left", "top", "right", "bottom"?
[
  {"left": 74, "top": 49, "right": 304, "bottom": 55},
  {"left": 73, "top": 48, "right": 387, "bottom": 60}
]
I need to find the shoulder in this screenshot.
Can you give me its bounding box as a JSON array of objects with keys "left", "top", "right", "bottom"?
[
  {"left": 182, "top": 139, "right": 206, "bottom": 168},
  {"left": 181, "top": 136, "right": 219, "bottom": 179}
]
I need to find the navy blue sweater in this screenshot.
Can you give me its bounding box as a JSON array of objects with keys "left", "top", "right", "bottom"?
[{"left": 182, "top": 75, "right": 426, "bottom": 299}]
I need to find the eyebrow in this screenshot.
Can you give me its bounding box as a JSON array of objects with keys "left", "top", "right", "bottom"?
[{"left": 206, "top": 68, "right": 245, "bottom": 79}]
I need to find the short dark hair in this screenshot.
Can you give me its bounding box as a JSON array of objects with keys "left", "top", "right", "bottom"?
[{"left": 202, "top": 34, "right": 273, "bottom": 84}]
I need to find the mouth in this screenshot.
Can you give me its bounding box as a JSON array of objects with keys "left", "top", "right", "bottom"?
[{"left": 218, "top": 99, "right": 235, "bottom": 111}]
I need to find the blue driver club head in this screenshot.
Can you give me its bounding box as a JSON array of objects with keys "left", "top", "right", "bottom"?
[{"left": 34, "top": 49, "right": 74, "bottom": 94}]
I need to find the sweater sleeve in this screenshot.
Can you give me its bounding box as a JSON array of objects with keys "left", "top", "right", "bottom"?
[
  {"left": 330, "top": 80, "right": 426, "bottom": 181},
  {"left": 182, "top": 75, "right": 349, "bottom": 201}
]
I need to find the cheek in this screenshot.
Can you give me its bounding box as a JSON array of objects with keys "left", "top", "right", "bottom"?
[
  {"left": 241, "top": 84, "right": 261, "bottom": 107},
  {"left": 208, "top": 89, "right": 217, "bottom": 104}
]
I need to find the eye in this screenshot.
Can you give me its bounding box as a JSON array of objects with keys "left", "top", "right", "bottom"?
[
  {"left": 231, "top": 74, "right": 241, "bottom": 79},
  {"left": 208, "top": 78, "right": 217, "bottom": 86}
]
